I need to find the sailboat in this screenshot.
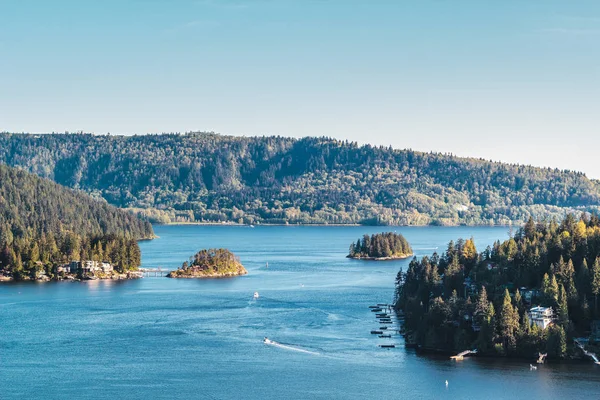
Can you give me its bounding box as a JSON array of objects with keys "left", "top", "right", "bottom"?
[{"left": 253, "top": 292, "right": 259, "bottom": 299}]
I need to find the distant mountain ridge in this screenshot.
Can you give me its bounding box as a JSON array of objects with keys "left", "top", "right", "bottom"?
[{"left": 0, "top": 132, "right": 598, "bottom": 225}]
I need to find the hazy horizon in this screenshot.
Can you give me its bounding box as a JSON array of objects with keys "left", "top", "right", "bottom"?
[{"left": 1, "top": 1, "right": 599, "bottom": 177}]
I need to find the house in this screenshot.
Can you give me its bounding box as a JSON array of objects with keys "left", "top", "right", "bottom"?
[
  {"left": 100, "top": 262, "right": 113, "bottom": 273},
  {"left": 528, "top": 306, "right": 554, "bottom": 330},
  {"left": 69, "top": 261, "right": 80, "bottom": 274},
  {"left": 69, "top": 260, "right": 110, "bottom": 274},
  {"left": 56, "top": 264, "right": 71, "bottom": 274}
]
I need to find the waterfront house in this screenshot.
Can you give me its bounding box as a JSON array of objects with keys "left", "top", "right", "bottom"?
[
  {"left": 100, "top": 262, "right": 113, "bottom": 273},
  {"left": 56, "top": 264, "right": 70, "bottom": 274},
  {"left": 69, "top": 260, "right": 109, "bottom": 274},
  {"left": 528, "top": 306, "right": 554, "bottom": 329},
  {"left": 69, "top": 261, "right": 80, "bottom": 274}
]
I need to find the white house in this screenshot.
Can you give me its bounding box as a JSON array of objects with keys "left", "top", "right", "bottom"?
[
  {"left": 100, "top": 262, "right": 113, "bottom": 273},
  {"left": 528, "top": 306, "right": 554, "bottom": 330}
]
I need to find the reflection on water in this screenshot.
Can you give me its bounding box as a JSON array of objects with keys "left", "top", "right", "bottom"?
[{"left": 0, "top": 225, "right": 599, "bottom": 400}]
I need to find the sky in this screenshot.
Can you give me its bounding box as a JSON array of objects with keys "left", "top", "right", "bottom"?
[{"left": 1, "top": 1, "right": 599, "bottom": 177}]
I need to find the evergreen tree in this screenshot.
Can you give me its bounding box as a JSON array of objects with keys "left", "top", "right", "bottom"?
[
  {"left": 498, "top": 289, "right": 519, "bottom": 353},
  {"left": 557, "top": 285, "right": 569, "bottom": 328},
  {"left": 592, "top": 258, "right": 600, "bottom": 316}
]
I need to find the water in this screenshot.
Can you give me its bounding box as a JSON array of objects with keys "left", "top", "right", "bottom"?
[{"left": 1, "top": 225, "right": 599, "bottom": 399}]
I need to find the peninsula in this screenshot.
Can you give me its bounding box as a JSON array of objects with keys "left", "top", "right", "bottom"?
[
  {"left": 395, "top": 215, "right": 600, "bottom": 361},
  {"left": 348, "top": 232, "right": 413, "bottom": 260},
  {"left": 0, "top": 164, "right": 152, "bottom": 282},
  {"left": 167, "top": 248, "right": 247, "bottom": 278}
]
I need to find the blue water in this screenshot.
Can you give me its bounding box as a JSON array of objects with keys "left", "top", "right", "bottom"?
[{"left": 1, "top": 225, "right": 599, "bottom": 399}]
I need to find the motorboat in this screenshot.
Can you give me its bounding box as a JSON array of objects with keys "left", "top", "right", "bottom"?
[{"left": 263, "top": 337, "right": 273, "bottom": 344}]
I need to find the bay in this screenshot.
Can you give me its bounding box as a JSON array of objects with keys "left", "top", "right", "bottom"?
[{"left": 1, "top": 225, "right": 599, "bottom": 399}]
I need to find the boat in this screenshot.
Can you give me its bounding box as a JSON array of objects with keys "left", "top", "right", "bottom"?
[
  {"left": 529, "top": 364, "right": 537, "bottom": 370},
  {"left": 379, "top": 344, "right": 395, "bottom": 348},
  {"left": 371, "top": 308, "right": 383, "bottom": 312},
  {"left": 253, "top": 292, "right": 259, "bottom": 299},
  {"left": 379, "top": 335, "right": 391, "bottom": 338},
  {"left": 263, "top": 337, "right": 272, "bottom": 344},
  {"left": 379, "top": 327, "right": 388, "bottom": 330},
  {"left": 370, "top": 330, "right": 383, "bottom": 334}
]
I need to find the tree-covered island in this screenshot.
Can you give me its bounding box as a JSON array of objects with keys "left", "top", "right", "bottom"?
[
  {"left": 395, "top": 214, "right": 600, "bottom": 361},
  {"left": 167, "top": 248, "right": 247, "bottom": 278},
  {"left": 348, "top": 232, "right": 413, "bottom": 260}
]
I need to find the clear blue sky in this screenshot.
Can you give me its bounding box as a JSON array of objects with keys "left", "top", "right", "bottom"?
[{"left": 1, "top": 1, "right": 599, "bottom": 177}]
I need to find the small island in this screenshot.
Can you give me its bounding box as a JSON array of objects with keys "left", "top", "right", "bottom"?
[
  {"left": 348, "top": 232, "right": 413, "bottom": 260},
  {"left": 167, "top": 248, "right": 247, "bottom": 278}
]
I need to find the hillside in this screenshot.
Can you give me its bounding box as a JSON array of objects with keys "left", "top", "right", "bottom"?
[
  {"left": 0, "top": 164, "right": 154, "bottom": 279},
  {"left": 1, "top": 132, "right": 599, "bottom": 226},
  {"left": 395, "top": 214, "right": 600, "bottom": 359}
]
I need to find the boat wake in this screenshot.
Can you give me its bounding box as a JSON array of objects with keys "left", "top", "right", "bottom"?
[{"left": 263, "top": 338, "right": 320, "bottom": 355}]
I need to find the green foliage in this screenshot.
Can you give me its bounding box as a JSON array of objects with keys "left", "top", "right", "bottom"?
[
  {"left": 348, "top": 232, "right": 412, "bottom": 258},
  {"left": 395, "top": 213, "right": 600, "bottom": 358},
  {"left": 168, "top": 248, "right": 246, "bottom": 278},
  {"left": 0, "top": 164, "right": 151, "bottom": 279},
  {"left": 1, "top": 132, "right": 599, "bottom": 225}
]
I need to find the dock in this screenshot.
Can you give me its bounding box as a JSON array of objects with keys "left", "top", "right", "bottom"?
[
  {"left": 138, "top": 267, "right": 168, "bottom": 277},
  {"left": 537, "top": 352, "right": 547, "bottom": 364},
  {"left": 575, "top": 339, "right": 600, "bottom": 364},
  {"left": 450, "top": 349, "right": 477, "bottom": 360}
]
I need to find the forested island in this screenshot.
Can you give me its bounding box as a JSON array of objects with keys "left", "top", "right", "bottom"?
[
  {"left": 0, "top": 164, "right": 154, "bottom": 281},
  {"left": 348, "top": 232, "right": 412, "bottom": 260},
  {"left": 395, "top": 214, "right": 600, "bottom": 360},
  {"left": 167, "top": 248, "right": 247, "bottom": 278},
  {"left": 1, "top": 132, "right": 599, "bottom": 226}
]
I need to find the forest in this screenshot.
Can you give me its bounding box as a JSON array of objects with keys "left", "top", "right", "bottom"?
[
  {"left": 0, "top": 164, "right": 154, "bottom": 280},
  {"left": 348, "top": 232, "right": 412, "bottom": 259},
  {"left": 1, "top": 132, "right": 599, "bottom": 226},
  {"left": 394, "top": 214, "right": 600, "bottom": 359}
]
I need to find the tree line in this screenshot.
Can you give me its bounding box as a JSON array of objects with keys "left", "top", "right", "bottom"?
[
  {"left": 1, "top": 132, "right": 599, "bottom": 226},
  {"left": 395, "top": 214, "right": 600, "bottom": 359}
]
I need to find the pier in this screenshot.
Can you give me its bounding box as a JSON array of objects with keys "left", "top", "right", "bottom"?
[
  {"left": 450, "top": 349, "right": 477, "bottom": 360},
  {"left": 575, "top": 339, "right": 600, "bottom": 364},
  {"left": 138, "top": 267, "right": 168, "bottom": 277},
  {"left": 537, "top": 353, "right": 547, "bottom": 364}
]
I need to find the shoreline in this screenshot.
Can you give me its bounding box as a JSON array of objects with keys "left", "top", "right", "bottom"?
[
  {"left": 160, "top": 222, "right": 513, "bottom": 228},
  {"left": 166, "top": 271, "right": 248, "bottom": 279},
  {"left": 347, "top": 254, "right": 414, "bottom": 261},
  {"left": 0, "top": 272, "right": 143, "bottom": 283}
]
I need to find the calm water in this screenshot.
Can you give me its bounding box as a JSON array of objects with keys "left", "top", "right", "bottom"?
[{"left": 1, "top": 225, "right": 599, "bottom": 399}]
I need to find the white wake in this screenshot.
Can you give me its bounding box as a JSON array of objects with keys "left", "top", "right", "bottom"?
[{"left": 264, "top": 339, "right": 320, "bottom": 355}]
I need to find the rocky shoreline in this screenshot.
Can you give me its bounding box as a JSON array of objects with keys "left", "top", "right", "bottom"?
[
  {"left": 0, "top": 271, "right": 144, "bottom": 283},
  {"left": 347, "top": 254, "right": 413, "bottom": 261}
]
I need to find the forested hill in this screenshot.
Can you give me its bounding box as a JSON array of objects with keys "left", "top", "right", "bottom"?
[
  {"left": 0, "top": 164, "right": 154, "bottom": 240},
  {"left": 0, "top": 164, "right": 154, "bottom": 279},
  {"left": 1, "top": 132, "right": 599, "bottom": 226}
]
